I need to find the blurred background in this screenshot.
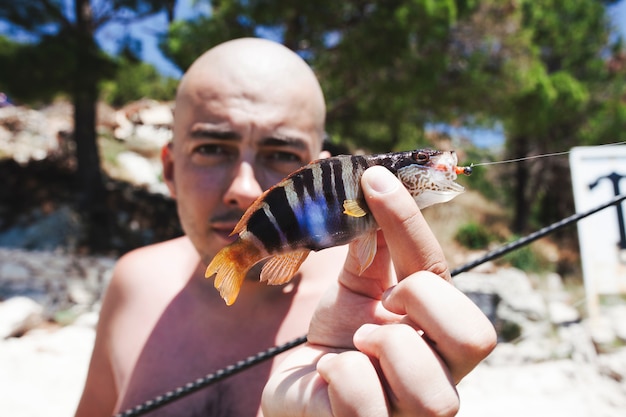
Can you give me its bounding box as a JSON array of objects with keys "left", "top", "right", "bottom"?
[{"left": 0, "top": 1, "right": 625, "bottom": 416}]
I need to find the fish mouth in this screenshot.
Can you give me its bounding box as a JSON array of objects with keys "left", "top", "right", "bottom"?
[
  {"left": 427, "top": 176, "right": 465, "bottom": 194},
  {"left": 444, "top": 180, "right": 465, "bottom": 193}
]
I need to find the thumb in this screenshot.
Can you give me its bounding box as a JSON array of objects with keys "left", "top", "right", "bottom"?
[{"left": 361, "top": 166, "right": 450, "bottom": 281}]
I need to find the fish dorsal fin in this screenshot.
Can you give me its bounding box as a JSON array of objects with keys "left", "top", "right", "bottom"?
[
  {"left": 343, "top": 199, "right": 368, "bottom": 218},
  {"left": 354, "top": 230, "right": 378, "bottom": 275},
  {"left": 260, "top": 249, "right": 311, "bottom": 285}
]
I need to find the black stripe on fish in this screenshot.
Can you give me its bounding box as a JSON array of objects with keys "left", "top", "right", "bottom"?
[
  {"left": 300, "top": 164, "right": 317, "bottom": 200},
  {"left": 246, "top": 206, "right": 283, "bottom": 253},
  {"left": 351, "top": 154, "right": 370, "bottom": 174},
  {"left": 320, "top": 158, "right": 336, "bottom": 209},
  {"left": 265, "top": 186, "right": 303, "bottom": 248},
  {"left": 332, "top": 157, "right": 347, "bottom": 206},
  {"left": 291, "top": 170, "right": 306, "bottom": 201}
]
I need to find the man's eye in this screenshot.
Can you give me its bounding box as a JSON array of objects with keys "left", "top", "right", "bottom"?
[
  {"left": 195, "top": 144, "right": 225, "bottom": 155},
  {"left": 264, "top": 151, "right": 302, "bottom": 162}
]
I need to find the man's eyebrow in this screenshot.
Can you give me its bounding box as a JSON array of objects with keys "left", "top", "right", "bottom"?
[
  {"left": 259, "top": 136, "right": 309, "bottom": 151},
  {"left": 190, "top": 125, "right": 241, "bottom": 140}
]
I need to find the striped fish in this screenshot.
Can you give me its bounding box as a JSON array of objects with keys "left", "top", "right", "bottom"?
[{"left": 206, "top": 149, "right": 472, "bottom": 305}]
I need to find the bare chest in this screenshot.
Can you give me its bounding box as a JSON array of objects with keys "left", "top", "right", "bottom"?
[{"left": 115, "top": 284, "right": 314, "bottom": 416}]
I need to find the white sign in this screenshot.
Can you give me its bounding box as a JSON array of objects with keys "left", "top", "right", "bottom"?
[{"left": 570, "top": 146, "right": 626, "bottom": 311}]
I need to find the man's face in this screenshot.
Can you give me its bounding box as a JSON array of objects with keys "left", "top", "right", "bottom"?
[{"left": 164, "top": 69, "right": 324, "bottom": 264}]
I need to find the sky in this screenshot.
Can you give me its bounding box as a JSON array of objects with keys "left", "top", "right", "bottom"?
[
  {"left": 2, "top": 0, "right": 626, "bottom": 148},
  {"left": 96, "top": 1, "right": 626, "bottom": 149},
  {"left": 2, "top": 0, "right": 625, "bottom": 80},
  {"left": 95, "top": 0, "right": 209, "bottom": 78},
  {"left": 112, "top": 0, "right": 626, "bottom": 80}
]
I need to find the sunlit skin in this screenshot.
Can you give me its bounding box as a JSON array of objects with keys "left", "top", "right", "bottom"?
[
  {"left": 75, "top": 38, "right": 496, "bottom": 417},
  {"left": 167, "top": 38, "right": 328, "bottom": 266}
]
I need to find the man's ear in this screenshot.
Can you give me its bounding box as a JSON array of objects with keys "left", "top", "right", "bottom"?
[{"left": 161, "top": 143, "right": 177, "bottom": 198}]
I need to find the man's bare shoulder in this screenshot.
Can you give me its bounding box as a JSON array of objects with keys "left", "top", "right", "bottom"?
[
  {"left": 116, "top": 237, "right": 198, "bottom": 276},
  {"left": 99, "top": 236, "right": 202, "bottom": 334},
  {"left": 94, "top": 237, "right": 205, "bottom": 399},
  {"left": 111, "top": 237, "right": 200, "bottom": 293}
]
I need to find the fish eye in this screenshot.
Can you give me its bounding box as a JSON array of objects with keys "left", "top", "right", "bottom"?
[{"left": 413, "top": 151, "right": 430, "bottom": 164}]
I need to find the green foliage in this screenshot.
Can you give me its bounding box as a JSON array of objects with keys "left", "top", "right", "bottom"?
[
  {"left": 492, "top": 0, "right": 626, "bottom": 233},
  {"left": 0, "top": 32, "right": 117, "bottom": 104},
  {"left": 498, "top": 320, "right": 522, "bottom": 342},
  {"left": 161, "top": 1, "right": 254, "bottom": 71},
  {"left": 100, "top": 57, "right": 178, "bottom": 107},
  {"left": 157, "top": 0, "right": 626, "bottom": 241},
  {"left": 455, "top": 221, "right": 494, "bottom": 249},
  {"left": 0, "top": 0, "right": 179, "bottom": 249},
  {"left": 460, "top": 145, "right": 501, "bottom": 200},
  {"left": 163, "top": 0, "right": 519, "bottom": 152},
  {"left": 497, "top": 238, "right": 552, "bottom": 273}
]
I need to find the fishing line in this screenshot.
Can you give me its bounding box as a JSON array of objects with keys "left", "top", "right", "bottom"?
[
  {"left": 468, "top": 140, "right": 626, "bottom": 168},
  {"left": 115, "top": 193, "right": 626, "bottom": 417},
  {"left": 114, "top": 143, "right": 626, "bottom": 416}
]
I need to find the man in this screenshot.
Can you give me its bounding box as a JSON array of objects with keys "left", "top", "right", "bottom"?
[{"left": 76, "top": 38, "right": 496, "bottom": 416}]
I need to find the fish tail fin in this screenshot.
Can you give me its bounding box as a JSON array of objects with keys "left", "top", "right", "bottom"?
[{"left": 205, "top": 239, "right": 263, "bottom": 305}]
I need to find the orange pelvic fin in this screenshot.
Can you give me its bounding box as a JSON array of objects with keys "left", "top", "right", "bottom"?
[
  {"left": 260, "top": 249, "right": 311, "bottom": 285},
  {"left": 353, "top": 230, "right": 378, "bottom": 275},
  {"left": 205, "top": 238, "right": 263, "bottom": 305}
]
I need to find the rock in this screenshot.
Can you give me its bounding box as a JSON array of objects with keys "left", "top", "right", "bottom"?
[
  {"left": 124, "top": 124, "right": 172, "bottom": 155},
  {"left": 457, "top": 359, "right": 626, "bottom": 417},
  {"left": 0, "top": 205, "right": 82, "bottom": 251},
  {"left": 455, "top": 268, "right": 548, "bottom": 338},
  {"left": 116, "top": 151, "right": 162, "bottom": 186},
  {"left": 548, "top": 300, "right": 580, "bottom": 325},
  {"left": 0, "top": 106, "right": 59, "bottom": 163},
  {"left": 114, "top": 100, "right": 173, "bottom": 154},
  {"left": 0, "top": 248, "right": 114, "bottom": 322},
  {"left": 598, "top": 347, "right": 626, "bottom": 382},
  {"left": 0, "top": 296, "right": 44, "bottom": 338},
  {"left": 545, "top": 272, "right": 565, "bottom": 293},
  {"left": 0, "top": 323, "right": 95, "bottom": 417},
  {"left": 608, "top": 305, "right": 626, "bottom": 342},
  {"left": 0, "top": 262, "right": 30, "bottom": 281},
  {"left": 586, "top": 315, "right": 616, "bottom": 347},
  {"left": 135, "top": 103, "right": 173, "bottom": 126}
]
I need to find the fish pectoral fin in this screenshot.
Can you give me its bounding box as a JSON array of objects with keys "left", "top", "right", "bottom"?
[
  {"left": 354, "top": 230, "right": 378, "bottom": 275},
  {"left": 260, "top": 249, "right": 311, "bottom": 285},
  {"left": 343, "top": 199, "right": 368, "bottom": 217}
]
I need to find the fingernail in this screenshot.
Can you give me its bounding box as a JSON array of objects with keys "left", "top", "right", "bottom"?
[
  {"left": 382, "top": 285, "right": 396, "bottom": 302},
  {"left": 316, "top": 353, "right": 338, "bottom": 370},
  {"left": 364, "top": 166, "right": 399, "bottom": 195},
  {"left": 353, "top": 323, "right": 380, "bottom": 343}
]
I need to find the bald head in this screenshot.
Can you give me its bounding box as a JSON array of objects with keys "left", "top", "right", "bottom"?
[{"left": 175, "top": 38, "right": 326, "bottom": 146}]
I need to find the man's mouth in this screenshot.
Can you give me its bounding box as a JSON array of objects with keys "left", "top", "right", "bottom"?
[
  {"left": 212, "top": 223, "right": 238, "bottom": 237},
  {"left": 210, "top": 212, "right": 245, "bottom": 242}
]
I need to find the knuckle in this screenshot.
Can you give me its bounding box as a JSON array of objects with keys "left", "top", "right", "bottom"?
[
  {"left": 463, "top": 324, "right": 498, "bottom": 362},
  {"left": 423, "top": 394, "right": 460, "bottom": 417}
]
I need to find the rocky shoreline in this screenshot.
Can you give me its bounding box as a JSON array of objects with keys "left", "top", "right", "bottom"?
[
  {"left": 1, "top": 247, "right": 625, "bottom": 416},
  {"left": 1, "top": 100, "right": 625, "bottom": 415}
]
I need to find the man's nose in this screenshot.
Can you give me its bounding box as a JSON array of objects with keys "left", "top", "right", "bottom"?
[{"left": 223, "top": 161, "right": 263, "bottom": 210}]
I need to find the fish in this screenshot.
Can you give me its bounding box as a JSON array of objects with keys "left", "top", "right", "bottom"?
[{"left": 206, "top": 149, "right": 472, "bottom": 305}]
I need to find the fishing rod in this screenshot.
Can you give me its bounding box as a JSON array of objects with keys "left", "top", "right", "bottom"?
[{"left": 114, "top": 192, "right": 626, "bottom": 417}]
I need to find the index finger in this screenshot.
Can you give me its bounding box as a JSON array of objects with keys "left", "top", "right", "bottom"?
[{"left": 361, "top": 166, "right": 450, "bottom": 281}]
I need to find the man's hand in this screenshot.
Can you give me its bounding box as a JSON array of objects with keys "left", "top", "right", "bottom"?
[{"left": 262, "top": 166, "right": 497, "bottom": 417}]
